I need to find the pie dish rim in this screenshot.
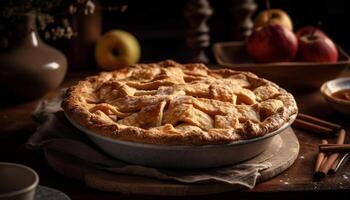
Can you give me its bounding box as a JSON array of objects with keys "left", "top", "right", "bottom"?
[
  {"left": 65, "top": 111, "right": 297, "bottom": 149},
  {"left": 62, "top": 60, "right": 298, "bottom": 146},
  {"left": 65, "top": 112, "right": 297, "bottom": 169}
]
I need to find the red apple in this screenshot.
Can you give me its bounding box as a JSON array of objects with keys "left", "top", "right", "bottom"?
[
  {"left": 296, "top": 26, "right": 326, "bottom": 38},
  {"left": 297, "top": 34, "right": 338, "bottom": 62},
  {"left": 246, "top": 24, "right": 298, "bottom": 63}
]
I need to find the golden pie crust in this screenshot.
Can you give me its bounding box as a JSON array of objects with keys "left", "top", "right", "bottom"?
[{"left": 62, "top": 60, "right": 297, "bottom": 145}]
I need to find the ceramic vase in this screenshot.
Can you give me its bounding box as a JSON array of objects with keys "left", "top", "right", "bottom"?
[{"left": 0, "top": 13, "right": 67, "bottom": 100}]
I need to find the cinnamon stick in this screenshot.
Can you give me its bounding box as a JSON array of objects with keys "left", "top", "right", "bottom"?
[
  {"left": 314, "top": 139, "right": 328, "bottom": 173},
  {"left": 314, "top": 156, "right": 329, "bottom": 180},
  {"left": 293, "top": 118, "right": 334, "bottom": 136},
  {"left": 297, "top": 113, "right": 342, "bottom": 131},
  {"left": 318, "top": 129, "right": 346, "bottom": 177},
  {"left": 328, "top": 157, "right": 341, "bottom": 175},
  {"left": 319, "top": 144, "right": 350, "bottom": 153}
]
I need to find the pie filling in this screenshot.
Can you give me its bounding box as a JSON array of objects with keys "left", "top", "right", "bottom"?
[{"left": 62, "top": 60, "right": 298, "bottom": 145}]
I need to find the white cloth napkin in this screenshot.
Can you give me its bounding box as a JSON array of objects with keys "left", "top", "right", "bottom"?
[{"left": 27, "top": 91, "right": 280, "bottom": 189}]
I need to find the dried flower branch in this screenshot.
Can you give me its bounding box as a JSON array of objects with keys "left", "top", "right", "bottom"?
[{"left": 0, "top": 0, "right": 127, "bottom": 48}]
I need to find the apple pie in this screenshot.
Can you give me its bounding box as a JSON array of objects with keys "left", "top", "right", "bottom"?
[{"left": 62, "top": 60, "right": 297, "bottom": 145}]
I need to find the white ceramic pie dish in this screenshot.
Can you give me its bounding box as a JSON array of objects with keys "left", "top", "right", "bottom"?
[{"left": 65, "top": 113, "right": 296, "bottom": 169}]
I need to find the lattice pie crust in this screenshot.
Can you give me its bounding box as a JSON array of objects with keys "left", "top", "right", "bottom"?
[{"left": 62, "top": 60, "right": 297, "bottom": 145}]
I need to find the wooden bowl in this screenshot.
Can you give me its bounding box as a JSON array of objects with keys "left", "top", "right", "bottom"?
[
  {"left": 213, "top": 41, "right": 350, "bottom": 91},
  {"left": 320, "top": 77, "right": 350, "bottom": 115}
]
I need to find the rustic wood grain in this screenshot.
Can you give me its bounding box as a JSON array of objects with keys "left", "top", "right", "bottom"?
[
  {"left": 41, "top": 128, "right": 297, "bottom": 196},
  {"left": 1, "top": 71, "right": 350, "bottom": 199}
]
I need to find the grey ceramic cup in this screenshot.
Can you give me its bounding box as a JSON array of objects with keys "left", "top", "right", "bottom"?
[{"left": 0, "top": 162, "right": 39, "bottom": 200}]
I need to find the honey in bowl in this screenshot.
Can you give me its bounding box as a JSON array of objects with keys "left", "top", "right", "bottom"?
[{"left": 332, "top": 89, "right": 350, "bottom": 102}]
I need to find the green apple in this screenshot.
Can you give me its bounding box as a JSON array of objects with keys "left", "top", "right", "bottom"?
[{"left": 95, "top": 30, "right": 141, "bottom": 71}]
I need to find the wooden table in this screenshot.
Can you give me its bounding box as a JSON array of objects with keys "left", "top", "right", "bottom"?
[{"left": 1, "top": 72, "right": 350, "bottom": 200}]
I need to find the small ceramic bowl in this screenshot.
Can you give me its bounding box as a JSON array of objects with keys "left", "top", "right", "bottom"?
[
  {"left": 0, "top": 162, "right": 39, "bottom": 200},
  {"left": 320, "top": 77, "right": 350, "bottom": 115}
]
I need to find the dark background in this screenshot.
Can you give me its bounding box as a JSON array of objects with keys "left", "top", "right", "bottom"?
[{"left": 97, "top": 0, "right": 350, "bottom": 63}]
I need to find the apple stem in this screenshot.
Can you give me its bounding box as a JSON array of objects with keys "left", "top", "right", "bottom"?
[
  {"left": 311, "top": 27, "right": 317, "bottom": 37},
  {"left": 266, "top": 0, "right": 272, "bottom": 24},
  {"left": 311, "top": 21, "right": 322, "bottom": 37}
]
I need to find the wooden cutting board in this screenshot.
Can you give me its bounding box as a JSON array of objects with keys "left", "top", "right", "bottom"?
[{"left": 45, "top": 127, "right": 299, "bottom": 196}]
